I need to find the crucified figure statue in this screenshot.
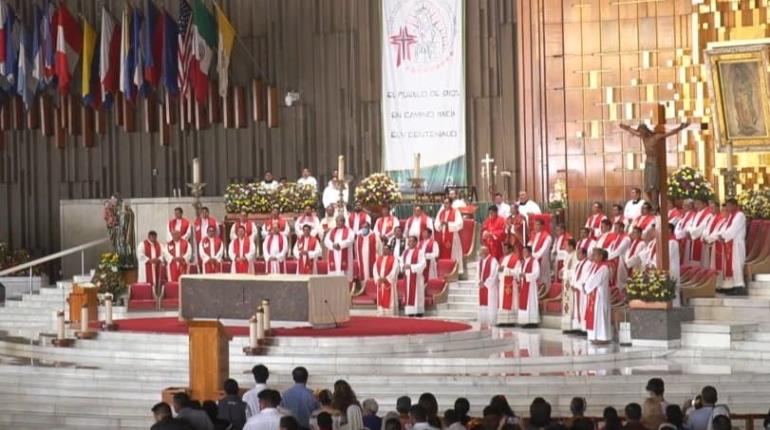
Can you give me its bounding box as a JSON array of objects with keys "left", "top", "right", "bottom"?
[{"left": 619, "top": 121, "right": 690, "bottom": 210}]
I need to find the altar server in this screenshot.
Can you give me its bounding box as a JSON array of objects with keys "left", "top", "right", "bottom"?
[
  {"left": 482, "top": 205, "right": 507, "bottom": 261},
  {"left": 324, "top": 216, "right": 355, "bottom": 281},
  {"left": 167, "top": 207, "right": 192, "bottom": 241},
  {"left": 137, "top": 231, "right": 163, "bottom": 287},
  {"left": 405, "top": 205, "right": 433, "bottom": 239},
  {"left": 528, "top": 219, "right": 552, "bottom": 287},
  {"left": 498, "top": 244, "right": 520, "bottom": 325},
  {"left": 434, "top": 197, "right": 464, "bottom": 273},
  {"left": 322, "top": 170, "right": 349, "bottom": 210},
  {"left": 163, "top": 230, "right": 191, "bottom": 282},
  {"left": 585, "top": 202, "right": 608, "bottom": 239},
  {"left": 718, "top": 198, "right": 747, "bottom": 294},
  {"left": 374, "top": 206, "right": 398, "bottom": 241},
  {"left": 295, "top": 206, "right": 321, "bottom": 238},
  {"left": 516, "top": 190, "right": 541, "bottom": 222},
  {"left": 263, "top": 225, "right": 289, "bottom": 274},
  {"left": 231, "top": 211, "right": 258, "bottom": 243},
  {"left": 374, "top": 245, "right": 400, "bottom": 316},
  {"left": 401, "top": 236, "right": 427, "bottom": 316},
  {"left": 355, "top": 222, "right": 379, "bottom": 281},
  {"left": 262, "top": 207, "right": 290, "bottom": 238},
  {"left": 347, "top": 200, "right": 372, "bottom": 235},
  {"left": 419, "top": 228, "right": 440, "bottom": 282},
  {"left": 584, "top": 248, "right": 612, "bottom": 343},
  {"left": 199, "top": 226, "right": 224, "bottom": 274},
  {"left": 515, "top": 246, "right": 541, "bottom": 326},
  {"left": 477, "top": 246, "right": 499, "bottom": 325},
  {"left": 229, "top": 226, "right": 256, "bottom": 274},
  {"left": 294, "top": 225, "right": 322, "bottom": 274}
]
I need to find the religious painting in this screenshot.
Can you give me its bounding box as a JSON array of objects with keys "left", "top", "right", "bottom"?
[{"left": 707, "top": 44, "right": 770, "bottom": 151}]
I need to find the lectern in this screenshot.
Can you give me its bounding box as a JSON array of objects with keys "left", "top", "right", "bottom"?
[{"left": 188, "top": 320, "right": 232, "bottom": 401}]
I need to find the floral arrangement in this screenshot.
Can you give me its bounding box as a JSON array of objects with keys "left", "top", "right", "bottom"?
[
  {"left": 667, "top": 167, "right": 715, "bottom": 202},
  {"left": 354, "top": 173, "right": 403, "bottom": 206},
  {"left": 91, "top": 252, "right": 126, "bottom": 298},
  {"left": 625, "top": 268, "right": 677, "bottom": 302},
  {"left": 548, "top": 178, "right": 568, "bottom": 211},
  {"left": 225, "top": 182, "right": 317, "bottom": 214},
  {"left": 0, "top": 242, "right": 42, "bottom": 276},
  {"left": 737, "top": 188, "right": 770, "bottom": 219}
]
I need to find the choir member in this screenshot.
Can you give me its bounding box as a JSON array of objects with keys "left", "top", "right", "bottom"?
[
  {"left": 405, "top": 206, "right": 433, "bottom": 239},
  {"left": 685, "top": 198, "right": 714, "bottom": 267},
  {"left": 585, "top": 202, "right": 607, "bottom": 240},
  {"left": 355, "top": 222, "right": 379, "bottom": 282},
  {"left": 477, "top": 246, "right": 499, "bottom": 326},
  {"left": 498, "top": 244, "right": 520, "bottom": 326},
  {"left": 322, "top": 170, "right": 349, "bottom": 210},
  {"left": 163, "top": 230, "right": 192, "bottom": 282},
  {"left": 623, "top": 188, "right": 645, "bottom": 230},
  {"left": 401, "top": 236, "right": 427, "bottom": 317},
  {"left": 167, "top": 207, "right": 192, "bottom": 241},
  {"left": 516, "top": 190, "right": 541, "bottom": 222},
  {"left": 419, "top": 228, "right": 439, "bottom": 282},
  {"left": 718, "top": 198, "right": 747, "bottom": 295},
  {"left": 514, "top": 246, "right": 541, "bottom": 327},
  {"left": 387, "top": 226, "right": 406, "bottom": 259},
  {"left": 325, "top": 216, "right": 355, "bottom": 282},
  {"left": 261, "top": 207, "right": 290, "bottom": 238},
  {"left": 633, "top": 202, "right": 657, "bottom": 240},
  {"left": 481, "top": 205, "right": 507, "bottom": 261},
  {"left": 260, "top": 171, "right": 279, "bottom": 191},
  {"left": 231, "top": 211, "right": 258, "bottom": 243},
  {"left": 347, "top": 200, "right": 372, "bottom": 235},
  {"left": 506, "top": 204, "right": 527, "bottom": 252},
  {"left": 551, "top": 224, "right": 572, "bottom": 282},
  {"left": 528, "top": 219, "right": 552, "bottom": 287},
  {"left": 374, "top": 206, "right": 398, "bottom": 242},
  {"left": 263, "top": 225, "right": 289, "bottom": 274},
  {"left": 374, "top": 245, "right": 399, "bottom": 316},
  {"left": 297, "top": 167, "right": 318, "bottom": 190},
  {"left": 199, "top": 226, "right": 224, "bottom": 274},
  {"left": 137, "top": 231, "right": 163, "bottom": 287},
  {"left": 193, "top": 206, "right": 218, "bottom": 247},
  {"left": 294, "top": 225, "right": 322, "bottom": 274},
  {"left": 584, "top": 248, "right": 612, "bottom": 344},
  {"left": 295, "top": 206, "right": 321, "bottom": 238},
  {"left": 559, "top": 239, "right": 578, "bottom": 332},
  {"left": 577, "top": 227, "right": 595, "bottom": 255},
  {"left": 624, "top": 227, "right": 646, "bottom": 277},
  {"left": 229, "top": 226, "right": 256, "bottom": 274},
  {"left": 493, "top": 193, "right": 511, "bottom": 218},
  {"left": 434, "top": 198, "right": 464, "bottom": 274},
  {"left": 608, "top": 222, "right": 631, "bottom": 289},
  {"left": 570, "top": 247, "right": 592, "bottom": 333}
]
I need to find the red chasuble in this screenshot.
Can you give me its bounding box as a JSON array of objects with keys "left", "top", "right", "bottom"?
[
  {"left": 633, "top": 214, "right": 655, "bottom": 232},
  {"left": 375, "top": 255, "right": 397, "bottom": 309},
  {"left": 265, "top": 234, "right": 286, "bottom": 273},
  {"left": 722, "top": 212, "right": 739, "bottom": 277},
  {"left": 690, "top": 209, "right": 712, "bottom": 262},
  {"left": 436, "top": 208, "right": 458, "bottom": 259},
  {"left": 585, "top": 213, "right": 606, "bottom": 239},
  {"left": 482, "top": 215, "right": 507, "bottom": 261},
  {"left": 231, "top": 239, "right": 253, "bottom": 273},
  {"left": 501, "top": 254, "right": 519, "bottom": 310},
  {"left": 167, "top": 240, "right": 190, "bottom": 282},
  {"left": 168, "top": 218, "right": 191, "bottom": 237},
  {"left": 584, "top": 263, "right": 606, "bottom": 331},
  {"left": 507, "top": 214, "right": 526, "bottom": 252},
  {"left": 518, "top": 257, "right": 537, "bottom": 311},
  {"left": 193, "top": 216, "right": 218, "bottom": 243}
]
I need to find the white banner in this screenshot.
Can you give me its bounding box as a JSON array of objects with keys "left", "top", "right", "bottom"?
[{"left": 381, "top": 0, "right": 465, "bottom": 192}]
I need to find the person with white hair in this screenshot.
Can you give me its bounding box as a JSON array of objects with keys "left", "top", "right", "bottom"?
[{"left": 362, "top": 399, "right": 382, "bottom": 430}]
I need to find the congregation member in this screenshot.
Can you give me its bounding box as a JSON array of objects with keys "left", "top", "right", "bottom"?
[
  {"left": 401, "top": 236, "right": 427, "bottom": 317},
  {"left": 583, "top": 248, "right": 612, "bottom": 344},
  {"left": 263, "top": 225, "right": 289, "bottom": 274},
  {"left": 137, "top": 231, "right": 163, "bottom": 287},
  {"left": 164, "top": 230, "right": 192, "bottom": 282},
  {"left": 419, "top": 229, "right": 439, "bottom": 281},
  {"left": 551, "top": 224, "right": 572, "bottom": 282},
  {"left": 294, "top": 225, "right": 322, "bottom": 274},
  {"left": 295, "top": 206, "right": 321, "bottom": 238},
  {"left": 325, "top": 216, "right": 355, "bottom": 282},
  {"left": 374, "top": 245, "right": 399, "bottom": 316},
  {"left": 173, "top": 392, "right": 214, "bottom": 430},
  {"left": 347, "top": 201, "right": 371, "bottom": 235},
  {"left": 498, "top": 244, "right": 520, "bottom": 325},
  {"left": 558, "top": 240, "right": 578, "bottom": 332},
  {"left": 167, "top": 207, "right": 192, "bottom": 241},
  {"left": 624, "top": 227, "right": 646, "bottom": 277},
  {"left": 685, "top": 386, "right": 730, "bottom": 430},
  {"left": 506, "top": 203, "right": 527, "bottom": 252},
  {"left": 373, "top": 206, "right": 398, "bottom": 242},
  {"left": 243, "top": 364, "right": 270, "bottom": 417},
  {"left": 218, "top": 379, "right": 248, "bottom": 430},
  {"left": 297, "top": 168, "right": 318, "bottom": 190},
  {"left": 610, "top": 204, "right": 624, "bottom": 226},
  {"left": 322, "top": 170, "right": 349, "bottom": 210},
  {"left": 262, "top": 207, "right": 290, "bottom": 238},
  {"left": 718, "top": 198, "right": 747, "bottom": 295},
  {"left": 594, "top": 220, "right": 617, "bottom": 251},
  {"left": 624, "top": 188, "right": 645, "bottom": 230},
  {"left": 199, "top": 226, "right": 224, "bottom": 274},
  {"left": 151, "top": 401, "right": 193, "bottom": 430},
  {"left": 231, "top": 211, "right": 258, "bottom": 243},
  {"left": 281, "top": 367, "right": 318, "bottom": 430},
  {"left": 607, "top": 222, "right": 631, "bottom": 289},
  {"left": 685, "top": 198, "right": 714, "bottom": 266},
  {"left": 633, "top": 202, "right": 657, "bottom": 239},
  {"left": 230, "top": 226, "right": 257, "bottom": 274},
  {"left": 514, "top": 246, "right": 541, "bottom": 327},
  {"left": 569, "top": 247, "right": 592, "bottom": 333},
  {"left": 434, "top": 198, "right": 464, "bottom": 274},
  {"left": 244, "top": 389, "right": 284, "bottom": 430},
  {"left": 481, "top": 205, "right": 507, "bottom": 261},
  {"left": 355, "top": 222, "right": 379, "bottom": 282},
  {"left": 576, "top": 227, "right": 595, "bottom": 255},
  {"left": 585, "top": 202, "right": 607, "bottom": 239},
  {"left": 331, "top": 381, "right": 365, "bottom": 430},
  {"left": 260, "top": 171, "right": 280, "bottom": 191},
  {"left": 493, "top": 193, "right": 511, "bottom": 218},
  {"left": 193, "top": 206, "right": 218, "bottom": 248},
  {"left": 387, "top": 226, "right": 407, "bottom": 259},
  {"left": 528, "top": 219, "right": 552, "bottom": 287},
  {"left": 405, "top": 206, "right": 432, "bottom": 239},
  {"left": 516, "top": 190, "right": 541, "bottom": 221},
  {"left": 477, "top": 246, "right": 499, "bottom": 325}
]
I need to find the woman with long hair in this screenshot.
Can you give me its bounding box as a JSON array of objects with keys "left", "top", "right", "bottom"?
[
  {"left": 418, "top": 393, "right": 443, "bottom": 429},
  {"left": 332, "top": 380, "right": 364, "bottom": 430},
  {"left": 490, "top": 395, "right": 519, "bottom": 427}
]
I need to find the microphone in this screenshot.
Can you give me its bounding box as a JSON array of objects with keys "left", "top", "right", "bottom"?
[{"left": 323, "top": 299, "right": 339, "bottom": 328}]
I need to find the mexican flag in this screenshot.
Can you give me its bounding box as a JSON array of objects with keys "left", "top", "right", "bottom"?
[{"left": 191, "top": 0, "right": 216, "bottom": 105}]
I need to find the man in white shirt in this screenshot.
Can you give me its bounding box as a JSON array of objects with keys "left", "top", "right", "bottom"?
[
  {"left": 322, "top": 170, "right": 349, "bottom": 210},
  {"left": 260, "top": 171, "right": 279, "bottom": 191},
  {"left": 243, "top": 364, "right": 270, "bottom": 418},
  {"left": 244, "top": 389, "right": 284, "bottom": 430},
  {"left": 493, "top": 193, "right": 511, "bottom": 218},
  {"left": 516, "top": 190, "right": 541, "bottom": 221},
  {"left": 623, "top": 187, "right": 645, "bottom": 231},
  {"left": 296, "top": 168, "right": 317, "bottom": 190}
]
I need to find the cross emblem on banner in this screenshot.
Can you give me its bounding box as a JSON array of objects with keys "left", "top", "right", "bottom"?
[{"left": 389, "top": 26, "right": 416, "bottom": 67}]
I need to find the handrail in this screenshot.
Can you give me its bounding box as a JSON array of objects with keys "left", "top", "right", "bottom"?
[{"left": 0, "top": 237, "right": 110, "bottom": 277}]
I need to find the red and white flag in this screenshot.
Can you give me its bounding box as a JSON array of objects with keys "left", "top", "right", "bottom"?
[{"left": 54, "top": 4, "right": 82, "bottom": 93}]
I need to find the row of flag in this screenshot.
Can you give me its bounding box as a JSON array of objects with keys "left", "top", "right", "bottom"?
[{"left": 0, "top": 0, "right": 236, "bottom": 112}]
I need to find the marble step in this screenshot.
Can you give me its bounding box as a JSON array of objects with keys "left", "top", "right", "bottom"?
[
  {"left": 680, "top": 321, "right": 758, "bottom": 349},
  {"left": 731, "top": 341, "right": 770, "bottom": 352},
  {"left": 753, "top": 274, "right": 770, "bottom": 282},
  {"left": 691, "top": 297, "right": 770, "bottom": 322}
]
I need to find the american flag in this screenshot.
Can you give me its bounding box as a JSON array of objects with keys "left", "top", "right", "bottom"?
[{"left": 177, "top": 0, "right": 193, "bottom": 97}]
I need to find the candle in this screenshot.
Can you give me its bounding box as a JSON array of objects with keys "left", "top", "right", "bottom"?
[
  {"left": 261, "top": 299, "right": 271, "bottom": 332},
  {"left": 256, "top": 308, "right": 265, "bottom": 341},
  {"left": 57, "top": 311, "right": 65, "bottom": 340},
  {"left": 249, "top": 315, "right": 258, "bottom": 349},
  {"left": 80, "top": 306, "right": 89, "bottom": 333},
  {"left": 413, "top": 153, "right": 421, "bottom": 179},
  {"left": 105, "top": 297, "right": 113, "bottom": 325},
  {"left": 192, "top": 158, "right": 201, "bottom": 184},
  {"left": 337, "top": 155, "right": 345, "bottom": 182}
]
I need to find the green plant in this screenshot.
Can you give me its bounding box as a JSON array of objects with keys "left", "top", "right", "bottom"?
[
  {"left": 737, "top": 188, "right": 770, "bottom": 219},
  {"left": 626, "top": 268, "right": 677, "bottom": 302},
  {"left": 225, "top": 182, "right": 318, "bottom": 214},
  {"left": 354, "top": 173, "right": 403, "bottom": 206},
  {"left": 91, "top": 252, "right": 126, "bottom": 298},
  {"left": 667, "top": 167, "right": 715, "bottom": 202}
]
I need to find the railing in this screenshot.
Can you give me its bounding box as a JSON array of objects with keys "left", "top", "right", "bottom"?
[{"left": 0, "top": 238, "right": 110, "bottom": 295}]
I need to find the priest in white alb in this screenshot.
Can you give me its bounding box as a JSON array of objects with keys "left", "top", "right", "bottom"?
[
  {"left": 514, "top": 246, "right": 541, "bottom": 326},
  {"left": 477, "top": 246, "right": 499, "bottom": 325},
  {"left": 198, "top": 226, "right": 224, "bottom": 274},
  {"left": 516, "top": 190, "right": 541, "bottom": 222},
  {"left": 685, "top": 198, "right": 714, "bottom": 267},
  {"left": 434, "top": 197, "right": 464, "bottom": 274},
  {"left": 230, "top": 211, "right": 258, "bottom": 243},
  {"left": 261, "top": 207, "right": 291, "bottom": 238},
  {"left": 294, "top": 225, "right": 322, "bottom": 274},
  {"left": 167, "top": 207, "right": 192, "bottom": 241},
  {"left": 401, "top": 236, "right": 427, "bottom": 317},
  {"left": 262, "top": 225, "right": 289, "bottom": 274},
  {"left": 137, "top": 230, "right": 163, "bottom": 287},
  {"left": 347, "top": 200, "right": 372, "bottom": 235},
  {"left": 324, "top": 216, "right": 355, "bottom": 282},
  {"left": 551, "top": 224, "right": 572, "bottom": 282},
  {"left": 163, "top": 230, "right": 191, "bottom": 282},
  {"left": 419, "top": 228, "right": 439, "bottom": 281},
  {"left": 569, "top": 247, "right": 592, "bottom": 333},
  {"left": 229, "top": 226, "right": 256, "bottom": 274},
  {"left": 373, "top": 206, "right": 398, "bottom": 242},
  {"left": 559, "top": 239, "right": 578, "bottom": 332},
  {"left": 405, "top": 206, "right": 433, "bottom": 239},
  {"left": 374, "top": 245, "right": 399, "bottom": 316},
  {"left": 322, "top": 170, "right": 349, "bottom": 210},
  {"left": 528, "top": 219, "right": 552, "bottom": 288},
  {"left": 295, "top": 206, "right": 321, "bottom": 238},
  {"left": 497, "top": 244, "right": 519, "bottom": 325},
  {"left": 193, "top": 206, "right": 218, "bottom": 248},
  {"left": 623, "top": 188, "right": 645, "bottom": 231},
  {"left": 355, "top": 222, "right": 379, "bottom": 281},
  {"left": 718, "top": 198, "right": 747, "bottom": 294},
  {"left": 583, "top": 248, "right": 612, "bottom": 343}
]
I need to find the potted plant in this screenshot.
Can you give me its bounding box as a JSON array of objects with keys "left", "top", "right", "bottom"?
[
  {"left": 737, "top": 188, "right": 770, "bottom": 220},
  {"left": 91, "top": 252, "right": 127, "bottom": 305},
  {"left": 626, "top": 268, "right": 677, "bottom": 309},
  {"left": 547, "top": 179, "right": 568, "bottom": 224},
  {"left": 225, "top": 182, "right": 318, "bottom": 215},
  {"left": 667, "top": 167, "right": 715, "bottom": 202},
  {"left": 354, "top": 173, "right": 403, "bottom": 215}
]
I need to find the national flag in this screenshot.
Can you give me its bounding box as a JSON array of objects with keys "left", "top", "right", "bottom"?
[
  {"left": 177, "top": 0, "right": 192, "bottom": 97},
  {"left": 54, "top": 4, "right": 82, "bottom": 94},
  {"left": 81, "top": 18, "right": 96, "bottom": 103},
  {"left": 100, "top": 7, "right": 120, "bottom": 107},
  {"left": 17, "top": 24, "right": 34, "bottom": 109},
  {"left": 42, "top": 0, "right": 55, "bottom": 83},
  {"left": 191, "top": 0, "right": 216, "bottom": 105},
  {"left": 161, "top": 9, "right": 179, "bottom": 93},
  {"left": 32, "top": 6, "right": 44, "bottom": 89},
  {"left": 131, "top": 7, "right": 145, "bottom": 95},
  {"left": 2, "top": 4, "right": 20, "bottom": 88},
  {"left": 142, "top": 0, "right": 163, "bottom": 86},
  {"left": 214, "top": 2, "right": 235, "bottom": 98},
  {"left": 119, "top": 5, "right": 135, "bottom": 101}
]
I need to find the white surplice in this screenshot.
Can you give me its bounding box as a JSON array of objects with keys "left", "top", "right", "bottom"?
[
  {"left": 262, "top": 233, "right": 289, "bottom": 274},
  {"left": 583, "top": 263, "right": 611, "bottom": 342},
  {"left": 434, "top": 206, "right": 464, "bottom": 274},
  {"left": 720, "top": 211, "right": 747, "bottom": 289},
  {"left": 401, "top": 248, "right": 427, "bottom": 315},
  {"left": 514, "top": 257, "right": 541, "bottom": 325},
  {"left": 477, "top": 255, "right": 499, "bottom": 325}
]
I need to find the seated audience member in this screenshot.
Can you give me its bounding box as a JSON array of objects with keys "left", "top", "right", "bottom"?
[
  {"left": 410, "top": 405, "right": 439, "bottom": 430},
  {"left": 244, "top": 389, "right": 284, "bottom": 430},
  {"left": 173, "top": 392, "right": 214, "bottom": 430},
  {"left": 686, "top": 386, "right": 730, "bottom": 430},
  {"left": 243, "top": 365, "right": 270, "bottom": 418},
  {"left": 571, "top": 418, "right": 596, "bottom": 430},
  {"left": 384, "top": 418, "right": 403, "bottom": 430},
  {"left": 602, "top": 407, "right": 623, "bottom": 430},
  {"left": 623, "top": 403, "right": 646, "bottom": 430},
  {"left": 203, "top": 400, "right": 232, "bottom": 430},
  {"left": 482, "top": 405, "right": 502, "bottom": 430},
  {"left": 310, "top": 390, "right": 342, "bottom": 430},
  {"left": 763, "top": 409, "right": 770, "bottom": 430},
  {"left": 660, "top": 405, "right": 686, "bottom": 430},
  {"left": 418, "top": 393, "right": 442, "bottom": 429},
  {"left": 363, "top": 399, "right": 383, "bottom": 430},
  {"left": 443, "top": 409, "right": 465, "bottom": 430},
  {"left": 218, "top": 379, "right": 248, "bottom": 430},
  {"left": 316, "top": 413, "right": 335, "bottom": 430},
  {"left": 642, "top": 378, "right": 668, "bottom": 430},
  {"left": 152, "top": 401, "right": 194, "bottom": 430},
  {"left": 711, "top": 416, "right": 731, "bottom": 430}
]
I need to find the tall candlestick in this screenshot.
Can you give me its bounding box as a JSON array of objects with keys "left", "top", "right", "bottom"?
[
  {"left": 105, "top": 297, "right": 113, "bottom": 325},
  {"left": 56, "top": 311, "right": 65, "bottom": 340},
  {"left": 261, "top": 299, "right": 271, "bottom": 332},
  {"left": 80, "top": 306, "right": 89, "bottom": 333},
  {"left": 256, "top": 308, "right": 265, "bottom": 341},
  {"left": 338, "top": 155, "right": 345, "bottom": 182},
  {"left": 414, "top": 153, "right": 421, "bottom": 179},
  {"left": 249, "top": 315, "right": 258, "bottom": 348},
  {"left": 192, "top": 158, "right": 201, "bottom": 184}
]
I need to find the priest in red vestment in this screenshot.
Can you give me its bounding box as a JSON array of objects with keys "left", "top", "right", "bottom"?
[
  {"left": 347, "top": 200, "right": 372, "bottom": 235},
  {"left": 585, "top": 202, "right": 608, "bottom": 239},
  {"left": 477, "top": 246, "right": 499, "bottom": 326},
  {"left": 632, "top": 202, "right": 656, "bottom": 240},
  {"left": 506, "top": 204, "right": 527, "bottom": 253},
  {"left": 482, "top": 205, "right": 507, "bottom": 261},
  {"left": 623, "top": 227, "right": 646, "bottom": 278},
  {"left": 528, "top": 219, "right": 552, "bottom": 287},
  {"left": 355, "top": 222, "right": 379, "bottom": 281},
  {"left": 293, "top": 225, "right": 322, "bottom": 274},
  {"left": 514, "top": 246, "right": 541, "bottom": 326},
  {"left": 193, "top": 206, "right": 218, "bottom": 248},
  {"left": 594, "top": 219, "right": 618, "bottom": 252},
  {"left": 263, "top": 225, "right": 289, "bottom": 274},
  {"left": 584, "top": 248, "right": 612, "bottom": 343},
  {"left": 401, "top": 236, "right": 427, "bottom": 316},
  {"left": 718, "top": 198, "right": 747, "bottom": 294},
  {"left": 419, "top": 228, "right": 439, "bottom": 282},
  {"left": 577, "top": 227, "right": 595, "bottom": 255},
  {"left": 261, "top": 207, "right": 290, "bottom": 238},
  {"left": 167, "top": 207, "right": 192, "bottom": 242},
  {"left": 295, "top": 206, "right": 321, "bottom": 238},
  {"left": 550, "top": 224, "right": 572, "bottom": 282},
  {"left": 405, "top": 205, "right": 433, "bottom": 239},
  {"left": 703, "top": 202, "right": 725, "bottom": 272},
  {"left": 229, "top": 226, "right": 256, "bottom": 274},
  {"left": 434, "top": 198, "right": 464, "bottom": 274},
  {"left": 198, "top": 226, "right": 224, "bottom": 274},
  {"left": 230, "top": 211, "right": 258, "bottom": 244},
  {"left": 324, "top": 216, "right": 355, "bottom": 282},
  {"left": 685, "top": 198, "right": 714, "bottom": 267},
  {"left": 137, "top": 231, "right": 163, "bottom": 287},
  {"left": 674, "top": 199, "right": 696, "bottom": 264},
  {"left": 607, "top": 221, "right": 631, "bottom": 289},
  {"left": 374, "top": 245, "right": 399, "bottom": 316},
  {"left": 498, "top": 244, "right": 520, "bottom": 325},
  {"left": 568, "top": 246, "right": 591, "bottom": 333},
  {"left": 374, "top": 206, "right": 398, "bottom": 242},
  {"left": 163, "top": 230, "right": 191, "bottom": 282}
]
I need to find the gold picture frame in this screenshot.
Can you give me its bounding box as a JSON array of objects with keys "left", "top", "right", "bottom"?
[{"left": 707, "top": 44, "right": 770, "bottom": 152}]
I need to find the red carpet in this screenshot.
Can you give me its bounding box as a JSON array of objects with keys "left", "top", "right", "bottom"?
[{"left": 102, "top": 316, "right": 470, "bottom": 337}]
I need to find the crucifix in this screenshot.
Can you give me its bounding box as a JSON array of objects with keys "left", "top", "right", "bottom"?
[
  {"left": 619, "top": 104, "right": 690, "bottom": 270},
  {"left": 480, "top": 153, "right": 495, "bottom": 199}
]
